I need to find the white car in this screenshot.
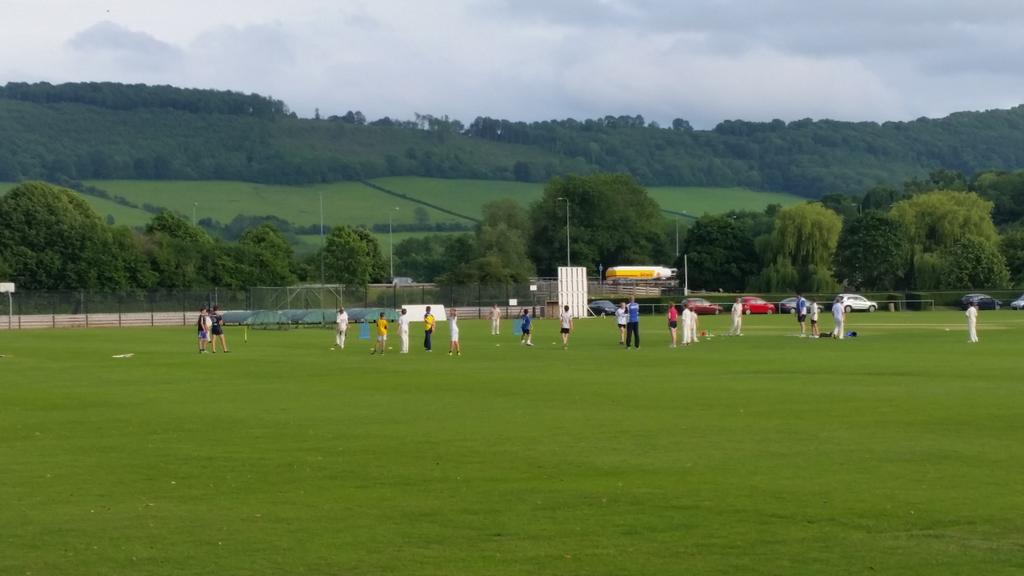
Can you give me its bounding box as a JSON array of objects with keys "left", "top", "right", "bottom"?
[
  {"left": 837, "top": 293, "right": 878, "bottom": 313},
  {"left": 1011, "top": 294, "right": 1024, "bottom": 310}
]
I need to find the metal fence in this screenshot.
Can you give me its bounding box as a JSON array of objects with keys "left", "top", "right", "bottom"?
[
  {"left": 2, "top": 284, "right": 1010, "bottom": 330},
  {"left": 0, "top": 282, "right": 574, "bottom": 330}
]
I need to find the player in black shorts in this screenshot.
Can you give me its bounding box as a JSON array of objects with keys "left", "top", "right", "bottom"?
[{"left": 210, "top": 305, "right": 229, "bottom": 353}]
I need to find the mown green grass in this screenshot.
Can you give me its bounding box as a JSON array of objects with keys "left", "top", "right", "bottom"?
[
  {"left": 373, "top": 176, "right": 545, "bottom": 214},
  {"left": 82, "top": 180, "right": 468, "bottom": 228},
  {"left": 648, "top": 186, "right": 804, "bottom": 216},
  {"left": 2, "top": 310, "right": 1023, "bottom": 575},
  {"left": 54, "top": 179, "right": 808, "bottom": 231}
]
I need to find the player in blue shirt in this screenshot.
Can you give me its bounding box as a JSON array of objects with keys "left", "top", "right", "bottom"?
[
  {"left": 796, "top": 292, "right": 808, "bottom": 336},
  {"left": 626, "top": 296, "right": 640, "bottom": 349},
  {"left": 519, "top": 308, "right": 533, "bottom": 346}
]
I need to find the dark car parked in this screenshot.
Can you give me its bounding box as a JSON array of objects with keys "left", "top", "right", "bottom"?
[
  {"left": 960, "top": 293, "right": 1002, "bottom": 310},
  {"left": 778, "top": 297, "right": 823, "bottom": 315},
  {"left": 588, "top": 300, "right": 618, "bottom": 316}
]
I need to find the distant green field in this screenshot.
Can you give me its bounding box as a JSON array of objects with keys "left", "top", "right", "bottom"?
[
  {"left": 3, "top": 179, "right": 807, "bottom": 240},
  {"left": 373, "top": 176, "right": 545, "bottom": 214},
  {"left": 292, "top": 230, "right": 462, "bottom": 252},
  {"left": 2, "top": 311, "right": 1023, "bottom": 575},
  {"left": 648, "top": 186, "right": 804, "bottom": 216},
  {"left": 85, "top": 180, "right": 469, "bottom": 229}
]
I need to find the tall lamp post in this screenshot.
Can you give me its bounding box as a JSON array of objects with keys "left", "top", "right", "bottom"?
[
  {"left": 556, "top": 197, "right": 570, "bottom": 267},
  {"left": 319, "top": 191, "right": 325, "bottom": 286},
  {"left": 675, "top": 211, "right": 688, "bottom": 257},
  {"left": 389, "top": 207, "right": 399, "bottom": 280},
  {"left": 675, "top": 217, "right": 679, "bottom": 258}
]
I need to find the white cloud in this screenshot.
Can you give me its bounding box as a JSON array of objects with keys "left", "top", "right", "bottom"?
[{"left": 1, "top": 0, "right": 1023, "bottom": 128}]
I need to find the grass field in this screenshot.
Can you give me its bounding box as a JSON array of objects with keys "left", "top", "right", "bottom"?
[
  {"left": 46, "top": 178, "right": 804, "bottom": 228},
  {"left": 373, "top": 176, "right": 545, "bottom": 214},
  {"left": 2, "top": 311, "right": 1023, "bottom": 575},
  {"left": 648, "top": 186, "right": 804, "bottom": 216},
  {"left": 81, "top": 180, "right": 469, "bottom": 229}
]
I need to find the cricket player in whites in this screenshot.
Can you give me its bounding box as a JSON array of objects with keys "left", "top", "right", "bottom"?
[
  {"left": 729, "top": 297, "right": 743, "bottom": 336},
  {"left": 681, "top": 304, "right": 693, "bottom": 346},
  {"left": 449, "top": 308, "right": 462, "bottom": 356},
  {"left": 831, "top": 297, "right": 846, "bottom": 339},
  {"left": 398, "top": 308, "right": 410, "bottom": 353},
  {"left": 334, "top": 306, "right": 349, "bottom": 350},
  {"left": 559, "top": 305, "right": 574, "bottom": 349},
  {"left": 688, "top": 303, "right": 700, "bottom": 343},
  {"left": 966, "top": 301, "right": 979, "bottom": 343},
  {"left": 490, "top": 304, "right": 501, "bottom": 335}
]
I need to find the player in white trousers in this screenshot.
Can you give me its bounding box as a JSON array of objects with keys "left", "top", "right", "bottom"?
[
  {"left": 831, "top": 297, "right": 845, "bottom": 339},
  {"left": 334, "top": 306, "right": 349, "bottom": 349},
  {"left": 729, "top": 297, "right": 743, "bottom": 336},
  {"left": 490, "top": 304, "right": 501, "bottom": 335},
  {"left": 688, "top": 303, "right": 700, "bottom": 343},
  {"left": 398, "top": 308, "right": 410, "bottom": 353},
  {"left": 681, "top": 305, "right": 693, "bottom": 346},
  {"left": 448, "top": 308, "right": 461, "bottom": 356},
  {"left": 966, "top": 302, "right": 979, "bottom": 343}
]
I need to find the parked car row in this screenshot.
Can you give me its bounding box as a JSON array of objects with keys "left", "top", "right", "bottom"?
[
  {"left": 961, "top": 293, "right": 1002, "bottom": 310},
  {"left": 589, "top": 293, "right": 1024, "bottom": 317}
]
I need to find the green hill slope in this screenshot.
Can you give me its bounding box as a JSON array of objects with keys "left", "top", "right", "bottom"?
[
  {"left": 4, "top": 82, "right": 1024, "bottom": 197},
  {"left": 68, "top": 178, "right": 802, "bottom": 229}
]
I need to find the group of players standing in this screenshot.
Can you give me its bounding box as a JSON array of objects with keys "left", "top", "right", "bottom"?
[
  {"left": 196, "top": 306, "right": 230, "bottom": 353},
  {"left": 332, "top": 305, "right": 463, "bottom": 356}
]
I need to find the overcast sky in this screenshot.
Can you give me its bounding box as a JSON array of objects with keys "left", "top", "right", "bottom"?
[{"left": 2, "top": 0, "right": 1023, "bottom": 128}]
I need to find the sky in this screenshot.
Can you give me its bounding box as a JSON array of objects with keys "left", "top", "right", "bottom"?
[{"left": 2, "top": 0, "right": 1023, "bottom": 128}]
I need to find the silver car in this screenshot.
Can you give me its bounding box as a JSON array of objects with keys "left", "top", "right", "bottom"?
[
  {"left": 837, "top": 293, "right": 878, "bottom": 313},
  {"left": 1011, "top": 294, "right": 1024, "bottom": 310}
]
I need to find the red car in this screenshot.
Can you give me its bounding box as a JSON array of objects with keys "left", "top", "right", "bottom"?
[
  {"left": 741, "top": 296, "right": 776, "bottom": 315},
  {"left": 682, "top": 298, "right": 723, "bottom": 315}
]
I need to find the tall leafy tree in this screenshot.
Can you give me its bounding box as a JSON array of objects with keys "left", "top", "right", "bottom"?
[
  {"left": 530, "top": 173, "right": 669, "bottom": 276},
  {"left": 755, "top": 202, "right": 842, "bottom": 291},
  {"left": 1000, "top": 228, "right": 1024, "bottom": 287},
  {"left": 940, "top": 236, "right": 1010, "bottom": 289},
  {"left": 890, "top": 190, "right": 999, "bottom": 251},
  {"left": 141, "top": 211, "right": 215, "bottom": 288},
  {"left": 231, "top": 223, "right": 297, "bottom": 286},
  {"left": 890, "top": 190, "right": 1000, "bottom": 289},
  {"left": 833, "top": 212, "right": 907, "bottom": 290},
  {"left": 0, "top": 181, "right": 132, "bottom": 289},
  {"left": 321, "top": 226, "right": 387, "bottom": 285},
  {"left": 677, "top": 215, "right": 758, "bottom": 291},
  {"left": 467, "top": 206, "right": 535, "bottom": 283}
]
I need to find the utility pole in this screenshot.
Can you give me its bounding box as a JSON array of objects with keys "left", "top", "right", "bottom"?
[
  {"left": 389, "top": 207, "right": 399, "bottom": 280},
  {"left": 556, "top": 197, "right": 570, "bottom": 267},
  {"left": 319, "top": 191, "right": 325, "bottom": 286}
]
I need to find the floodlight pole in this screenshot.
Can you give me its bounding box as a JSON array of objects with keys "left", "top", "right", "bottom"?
[
  {"left": 192, "top": 202, "right": 197, "bottom": 226},
  {"left": 389, "top": 207, "right": 399, "bottom": 281},
  {"left": 319, "top": 191, "right": 325, "bottom": 286},
  {"left": 684, "top": 253, "right": 689, "bottom": 296},
  {"left": 557, "top": 197, "right": 570, "bottom": 267}
]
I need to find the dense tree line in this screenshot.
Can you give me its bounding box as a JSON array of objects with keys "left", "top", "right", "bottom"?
[
  {"left": 5, "top": 171, "right": 1024, "bottom": 292},
  {"left": 4, "top": 82, "right": 1024, "bottom": 196},
  {"left": 681, "top": 169, "right": 1024, "bottom": 292},
  {"left": 0, "top": 82, "right": 288, "bottom": 117}
]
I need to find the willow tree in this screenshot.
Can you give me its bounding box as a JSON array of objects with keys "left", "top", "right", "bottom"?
[
  {"left": 890, "top": 190, "right": 1001, "bottom": 289},
  {"left": 756, "top": 202, "right": 842, "bottom": 292}
]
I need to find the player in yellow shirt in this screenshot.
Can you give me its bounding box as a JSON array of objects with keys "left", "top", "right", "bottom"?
[
  {"left": 372, "top": 312, "right": 388, "bottom": 355},
  {"left": 423, "top": 305, "right": 435, "bottom": 352}
]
